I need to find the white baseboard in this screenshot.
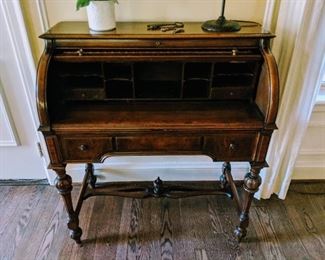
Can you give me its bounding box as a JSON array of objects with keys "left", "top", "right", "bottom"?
[
  {"left": 293, "top": 166, "right": 325, "bottom": 179},
  {"left": 294, "top": 150, "right": 325, "bottom": 180},
  {"left": 66, "top": 156, "right": 250, "bottom": 183}
]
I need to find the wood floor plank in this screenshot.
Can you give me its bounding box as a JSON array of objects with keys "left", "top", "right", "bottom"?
[
  {"left": 285, "top": 204, "right": 325, "bottom": 259},
  {"left": 0, "top": 186, "right": 43, "bottom": 260},
  {"left": 91, "top": 196, "right": 124, "bottom": 260},
  {"left": 0, "top": 183, "right": 325, "bottom": 260},
  {"left": 14, "top": 186, "right": 62, "bottom": 260},
  {"left": 250, "top": 206, "right": 286, "bottom": 260},
  {"left": 206, "top": 197, "right": 242, "bottom": 260},
  {"left": 258, "top": 199, "right": 310, "bottom": 260},
  {"left": 115, "top": 198, "right": 137, "bottom": 259}
]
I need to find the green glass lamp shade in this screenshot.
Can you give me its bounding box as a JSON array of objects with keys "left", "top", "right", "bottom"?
[{"left": 202, "top": 0, "right": 241, "bottom": 32}]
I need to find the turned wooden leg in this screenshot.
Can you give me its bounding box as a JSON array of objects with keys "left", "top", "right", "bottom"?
[
  {"left": 53, "top": 165, "right": 82, "bottom": 244},
  {"left": 234, "top": 164, "right": 262, "bottom": 242},
  {"left": 86, "top": 163, "right": 96, "bottom": 188},
  {"left": 220, "top": 162, "right": 229, "bottom": 189},
  {"left": 220, "top": 162, "right": 233, "bottom": 198}
]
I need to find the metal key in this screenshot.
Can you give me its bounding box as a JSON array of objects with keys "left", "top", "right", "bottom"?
[
  {"left": 160, "top": 25, "right": 178, "bottom": 32},
  {"left": 147, "top": 22, "right": 184, "bottom": 31},
  {"left": 173, "top": 28, "right": 185, "bottom": 34}
]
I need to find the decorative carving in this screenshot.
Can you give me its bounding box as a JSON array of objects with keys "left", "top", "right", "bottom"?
[
  {"left": 55, "top": 174, "right": 72, "bottom": 195},
  {"left": 153, "top": 177, "right": 163, "bottom": 196},
  {"left": 220, "top": 162, "right": 233, "bottom": 198},
  {"left": 145, "top": 177, "right": 164, "bottom": 197},
  {"left": 243, "top": 169, "right": 262, "bottom": 193}
]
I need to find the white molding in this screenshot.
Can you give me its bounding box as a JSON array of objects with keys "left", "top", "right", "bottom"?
[
  {"left": 299, "top": 149, "right": 325, "bottom": 156},
  {"left": 313, "top": 103, "right": 325, "bottom": 112},
  {"left": 1, "top": 0, "right": 38, "bottom": 129},
  {"left": 0, "top": 84, "right": 19, "bottom": 146},
  {"left": 292, "top": 167, "right": 325, "bottom": 180},
  {"left": 308, "top": 122, "right": 325, "bottom": 128},
  {"left": 36, "top": 0, "right": 49, "bottom": 31}
]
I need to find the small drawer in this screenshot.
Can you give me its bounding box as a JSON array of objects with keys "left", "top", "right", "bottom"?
[
  {"left": 204, "top": 133, "right": 258, "bottom": 161},
  {"left": 116, "top": 136, "right": 202, "bottom": 152},
  {"left": 65, "top": 88, "right": 106, "bottom": 100},
  {"left": 210, "top": 87, "right": 253, "bottom": 100},
  {"left": 60, "top": 137, "right": 113, "bottom": 161}
]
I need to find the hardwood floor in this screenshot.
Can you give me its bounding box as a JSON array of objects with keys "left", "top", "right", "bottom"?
[{"left": 0, "top": 182, "right": 324, "bottom": 260}]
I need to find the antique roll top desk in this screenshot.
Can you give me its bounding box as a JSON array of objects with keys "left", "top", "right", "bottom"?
[{"left": 37, "top": 22, "right": 279, "bottom": 244}]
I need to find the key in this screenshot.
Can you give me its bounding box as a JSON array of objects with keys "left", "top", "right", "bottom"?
[
  {"left": 161, "top": 25, "right": 177, "bottom": 32},
  {"left": 173, "top": 28, "right": 185, "bottom": 34},
  {"left": 147, "top": 22, "right": 184, "bottom": 30}
]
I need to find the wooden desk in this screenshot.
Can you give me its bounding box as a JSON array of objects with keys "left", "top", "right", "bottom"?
[{"left": 37, "top": 22, "right": 279, "bottom": 244}]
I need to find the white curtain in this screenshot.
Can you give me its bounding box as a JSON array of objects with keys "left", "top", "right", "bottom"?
[{"left": 257, "top": 0, "right": 325, "bottom": 199}]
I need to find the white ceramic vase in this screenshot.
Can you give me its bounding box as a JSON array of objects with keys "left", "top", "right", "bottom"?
[{"left": 86, "top": 1, "right": 116, "bottom": 31}]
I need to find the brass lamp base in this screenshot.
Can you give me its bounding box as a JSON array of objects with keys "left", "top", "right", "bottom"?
[{"left": 202, "top": 16, "right": 241, "bottom": 32}]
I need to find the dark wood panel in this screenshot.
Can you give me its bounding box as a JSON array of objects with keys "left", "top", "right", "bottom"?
[
  {"left": 117, "top": 136, "right": 202, "bottom": 152},
  {"left": 51, "top": 101, "right": 265, "bottom": 132}
]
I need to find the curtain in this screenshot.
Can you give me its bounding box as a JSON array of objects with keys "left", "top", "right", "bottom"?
[{"left": 257, "top": 0, "right": 325, "bottom": 199}]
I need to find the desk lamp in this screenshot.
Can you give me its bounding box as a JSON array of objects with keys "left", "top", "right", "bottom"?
[{"left": 202, "top": 0, "right": 241, "bottom": 32}]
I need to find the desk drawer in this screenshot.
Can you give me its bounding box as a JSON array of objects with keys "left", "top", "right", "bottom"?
[
  {"left": 204, "top": 133, "right": 258, "bottom": 161},
  {"left": 116, "top": 136, "right": 202, "bottom": 152},
  {"left": 60, "top": 137, "right": 113, "bottom": 161}
]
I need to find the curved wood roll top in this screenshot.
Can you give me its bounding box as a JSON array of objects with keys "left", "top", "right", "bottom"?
[
  {"left": 36, "top": 50, "right": 51, "bottom": 131},
  {"left": 255, "top": 40, "right": 279, "bottom": 129}
]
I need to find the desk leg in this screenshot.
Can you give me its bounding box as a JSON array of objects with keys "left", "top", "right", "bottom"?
[
  {"left": 235, "top": 164, "right": 262, "bottom": 242},
  {"left": 220, "top": 162, "right": 230, "bottom": 189},
  {"left": 87, "top": 163, "right": 97, "bottom": 188},
  {"left": 53, "top": 164, "right": 82, "bottom": 244}
]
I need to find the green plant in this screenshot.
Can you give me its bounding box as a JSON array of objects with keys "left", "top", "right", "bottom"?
[{"left": 76, "top": 0, "right": 118, "bottom": 11}]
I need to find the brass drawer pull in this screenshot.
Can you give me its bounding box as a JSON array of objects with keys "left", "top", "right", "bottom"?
[
  {"left": 77, "top": 48, "right": 84, "bottom": 56},
  {"left": 155, "top": 41, "right": 161, "bottom": 47},
  {"left": 229, "top": 143, "right": 236, "bottom": 151},
  {"left": 78, "top": 144, "right": 88, "bottom": 151}
]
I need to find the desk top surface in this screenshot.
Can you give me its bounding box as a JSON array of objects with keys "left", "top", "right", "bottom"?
[{"left": 40, "top": 21, "right": 274, "bottom": 40}]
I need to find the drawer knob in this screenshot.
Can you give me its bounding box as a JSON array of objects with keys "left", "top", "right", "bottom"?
[
  {"left": 77, "top": 48, "right": 84, "bottom": 56},
  {"left": 229, "top": 143, "right": 236, "bottom": 151},
  {"left": 79, "top": 144, "right": 88, "bottom": 151},
  {"left": 155, "top": 41, "right": 161, "bottom": 47}
]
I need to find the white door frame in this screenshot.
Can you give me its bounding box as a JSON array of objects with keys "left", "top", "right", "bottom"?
[{"left": 1, "top": 0, "right": 52, "bottom": 182}]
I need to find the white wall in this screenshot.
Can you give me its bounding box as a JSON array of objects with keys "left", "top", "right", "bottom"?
[{"left": 21, "top": 0, "right": 267, "bottom": 61}]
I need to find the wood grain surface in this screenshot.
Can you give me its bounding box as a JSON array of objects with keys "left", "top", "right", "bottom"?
[{"left": 0, "top": 183, "right": 324, "bottom": 260}]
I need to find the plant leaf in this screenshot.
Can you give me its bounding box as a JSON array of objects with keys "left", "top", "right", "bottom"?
[
  {"left": 77, "top": 0, "right": 118, "bottom": 10},
  {"left": 76, "top": 0, "right": 91, "bottom": 11}
]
